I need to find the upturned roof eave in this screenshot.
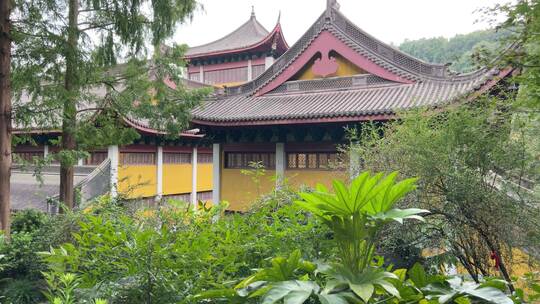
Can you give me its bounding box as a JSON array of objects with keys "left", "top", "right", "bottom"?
[
  {"left": 185, "top": 23, "right": 288, "bottom": 60},
  {"left": 189, "top": 66, "right": 515, "bottom": 127}
]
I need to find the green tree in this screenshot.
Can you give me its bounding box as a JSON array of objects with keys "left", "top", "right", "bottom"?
[
  {"left": 0, "top": 0, "right": 12, "bottom": 238},
  {"left": 399, "top": 29, "right": 508, "bottom": 72},
  {"left": 349, "top": 100, "right": 539, "bottom": 291},
  {"left": 9, "top": 0, "right": 208, "bottom": 212},
  {"left": 483, "top": 0, "right": 540, "bottom": 111}
]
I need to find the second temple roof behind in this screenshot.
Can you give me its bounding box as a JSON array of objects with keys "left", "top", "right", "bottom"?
[{"left": 185, "top": 9, "right": 289, "bottom": 60}]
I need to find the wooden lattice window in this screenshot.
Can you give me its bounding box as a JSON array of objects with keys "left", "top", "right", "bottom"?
[
  {"left": 225, "top": 152, "right": 275, "bottom": 169},
  {"left": 287, "top": 152, "right": 339, "bottom": 170},
  {"left": 120, "top": 152, "right": 155, "bottom": 165},
  {"left": 198, "top": 153, "right": 213, "bottom": 163},
  {"left": 164, "top": 152, "right": 191, "bottom": 164}
]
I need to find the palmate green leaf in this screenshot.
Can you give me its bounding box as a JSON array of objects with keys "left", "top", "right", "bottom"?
[
  {"left": 323, "top": 264, "right": 400, "bottom": 302},
  {"left": 349, "top": 171, "right": 370, "bottom": 211},
  {"left": 318, "top": 293, "right": 349, "bottom": 304},
  {"left": 236, "top": 250, "right": 313, "bottom": 290},
  {"left": 364, "top": 175, "right": 418, "bottom": 214},
  {"left": 367, "top": 172, "right": 398, "bottom": 213},
  {"left": 377, "top": 279, "right": 401, "bottom": 298},
  {"left": 261, "top": 280, "right": 319, "bottom": 304},
  {"left": 371, "top": 208, "right": 429, "bottom": 224},
  {"left": 332, "top": 179, "right": 352, "bottom": 212},
  {"left": 349, "top": 283, "right": 374, "bottom": 302},
  {"left": 353, "top": 172, "right": 386, "bottom": 213},
  {"left": 319, "top": 291, "right": 363, "bottom": 304},
  {"left": 296, "top": 192, "right": 348, "bottom": 216},
  {"left": 466, "top": 287, "right": 513, "bottom": 304},
  {"left": 423, "top": 276, "right": 513, "bottom": 304}
]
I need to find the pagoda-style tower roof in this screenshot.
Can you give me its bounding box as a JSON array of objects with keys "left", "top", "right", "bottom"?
[
  {"left": 190, "top": 1, "right": 513, "bottom": 126},
  {"left": 185, "top": 8, "right": 288, "bottom": 60}
]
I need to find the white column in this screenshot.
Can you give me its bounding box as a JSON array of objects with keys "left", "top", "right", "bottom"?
[
  {"left": 199, "top": 65, "right": 204, "bottom": 83},
  {"left": 212, "top": 143, "right": 221, "bottom": 204},
  {"left": 43, "top": 145, "right": 49, "bottom": 157},
  {"left": 77, "top": 158, "right": 84, "bottom": 166},
  {"left": 156, "top": 146, "right": 163, "bottom": 201},
  {"left": 275, "top": 143, "right": 285, "bottom": 188},
  {"left": 247, "top": 59, "right": 253, "bottom": 81},
  {"left": 108, "top": 145, "right": 119, "bottom": 198},
  {"left": 265, "top": 56, "right": 274, "bottom": 70},
  {"left": 191, "top": 147, "right": 198, "bottom": 209}
]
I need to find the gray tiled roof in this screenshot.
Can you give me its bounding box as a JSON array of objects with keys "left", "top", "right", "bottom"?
[
  {"left": 190, "top": 6, "right": 508, "bottom": 125},
  {"left": 191, "top": 70, "right": 501, "bottom": 124},
  {"left": 186, "top": 15, "right": 270, "bottom": 57}
]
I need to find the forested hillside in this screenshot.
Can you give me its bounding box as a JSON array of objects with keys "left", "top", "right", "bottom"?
[{"left": 399, "top": 29, "right": 508, "bottom": 72}]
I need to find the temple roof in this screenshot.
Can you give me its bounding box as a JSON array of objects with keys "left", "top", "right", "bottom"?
[
  {"left": 191, "top": 4, "right": 512, "bottom": 126},
  {"left": 185, "top": 9, "right": 287, "bottom": 59},
  {"left": 191, "top": 69, "right": 510, "bottom": 126}
]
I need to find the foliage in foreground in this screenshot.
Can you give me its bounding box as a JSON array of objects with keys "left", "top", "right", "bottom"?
[
  {"left": 37, "top": 191, "right": 332, "bottom": 303},
  {"left": 195, "top": 172, "right": 515, "bottom": 304}
]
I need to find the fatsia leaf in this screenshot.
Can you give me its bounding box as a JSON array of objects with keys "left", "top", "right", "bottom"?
[
  {"left": 318, "top": 293, "right": 355, "bottom": 304},
  {"left": 372, "top": 208, "right": 429, "bottom": 224},
  {"left": 283, "top": 290, "right": 312, "bottom": 304},
  {"left": 465, "top": 287, "right": 513, "bottom": 304},
  {"left": 332, "top": 180, "right": 351, "bottom": 213},
  {"left": 261, "top": 281, "right": 319, "bottom": 304},
  {"left": 377, "top": 279, "right": 401, "bottom": 298},
  {"left": 350, "top": 283, "right": 374, "bottom": 302}
]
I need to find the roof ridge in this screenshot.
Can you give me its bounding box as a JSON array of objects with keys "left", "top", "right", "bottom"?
[{"left": 186, "top": 13, "right": 270, "bottom": 56}]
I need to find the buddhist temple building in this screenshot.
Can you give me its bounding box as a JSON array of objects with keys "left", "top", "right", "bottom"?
[
  {"left": 11, "top": 0, "right": 514, "bottom": 212},
  {"left": 189, "top": 1, "right": 514, "bottom": 210},
  {"left": 185, "top": 7, "right": 288, "bottom": 87}
]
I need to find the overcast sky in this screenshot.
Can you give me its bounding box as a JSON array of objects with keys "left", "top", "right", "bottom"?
[{"left": 171, "top": 0, "right": 507, "bottom": 48}]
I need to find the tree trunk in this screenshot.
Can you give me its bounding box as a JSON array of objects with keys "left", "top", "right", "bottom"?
[
  {"left": 0, "top": 0, "right": 12, "bottom": 239},
  {"left": 59, "top": 0, "right": 79, "bottom": 209}
]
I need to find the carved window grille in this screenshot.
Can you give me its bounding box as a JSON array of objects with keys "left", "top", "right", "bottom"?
[
  {"left": 225, "top": 152, "right": 275, "bottom": 169},
  {"left": 164, "top": 152, "right": 191, "bottom": 164},
  {"left": 287, "top": 152, "right": 339, "bottom": 170},
  {"left": 189, "top": 72, "right": 200, "bottom": 82},
  {"left": 198, "top": 153, "right": 213, "bottom": 164},
  {"left": 120, "top": 152, "right": 156, "bottom": 165},
  {"left": 204, "top": 67, "right": 248, "bottom": 85}
]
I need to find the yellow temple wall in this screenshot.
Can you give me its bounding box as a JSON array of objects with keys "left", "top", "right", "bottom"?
[
  {"left": 118, "top": 165, "right": 157, "bottom": 198},
  {"left": 117, "top": 158, "right": 214, "bottom": 199},
  {"left": 197, "top": 164, "right": 213, "bottom": 192},
  {"left": 221, "top": 169, "right": 276, "bottom": 211},
  {"left": 163, "top": 164, "right": 192, "bottom": 195},
  {"left": 285, "top": 169, "right": 347, "bottom": 190},
  {"left": 296, "top": 54, "right": 364, "bottom": 80}
]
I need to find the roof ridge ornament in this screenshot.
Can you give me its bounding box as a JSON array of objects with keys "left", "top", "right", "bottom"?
[
  {"left": 251, "top": 5, "right": 256, "bottom": 19},
  {"left": 326, "top": 0, "right": 340, "bottom": 21}
]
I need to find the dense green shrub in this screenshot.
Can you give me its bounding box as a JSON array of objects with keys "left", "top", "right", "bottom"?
[
  {"left": 40, "top": 190, "right": 332, "bottom": 303},
  {"left": 0, "top": 208, "right": 82, "bottom": 303},
  {"left": 11, "top": 209, "right": 48, "bottom": 234}
]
